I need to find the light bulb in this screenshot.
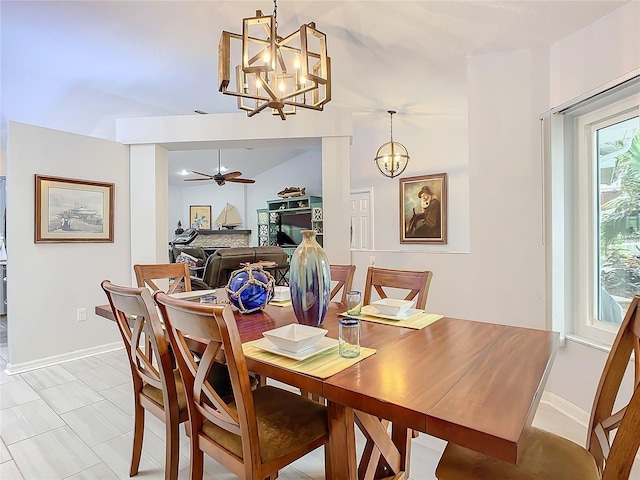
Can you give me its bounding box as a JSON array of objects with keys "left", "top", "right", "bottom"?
[
  {"left": 279, "top": 82, "right": 285, "bottom": 92},
  {"left": 256, "top": 79, "right": 262, "bottom": 89},
  {"left": 263, "top": 51, "right": 270, "bottom": 63},
  {"left": 294, "top": 56, "right": 300, "bottom": 69}
]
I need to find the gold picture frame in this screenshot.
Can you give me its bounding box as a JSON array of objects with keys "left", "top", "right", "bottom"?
[
  {"left": 190, "top": 205, "right": 211, "bottom": 230},
  {"left": 400, "top": 173, "right": 447, "bottom": 244},
  {"left": 35, "top": 175, "right": 115, "bottom": 243}
]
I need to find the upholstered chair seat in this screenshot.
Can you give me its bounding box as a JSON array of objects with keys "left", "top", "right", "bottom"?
[
  {"left": 201, "top": 386, "right": 328, "bottom": 463},
  {"left": 436, "top": 427, "right": 599, "bottom": 480}
]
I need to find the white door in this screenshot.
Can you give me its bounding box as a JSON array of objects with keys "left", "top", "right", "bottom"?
[{"left": 350, "top": 190, "right": 372, "bottom": 250}]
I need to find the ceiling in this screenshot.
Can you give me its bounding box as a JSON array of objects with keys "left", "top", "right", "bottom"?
[{"left": 1, "top": 1, "right": 630, "bottom": 184}]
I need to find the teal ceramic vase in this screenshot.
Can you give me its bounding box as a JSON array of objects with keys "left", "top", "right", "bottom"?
[{"left": 289, "top": 230, "right": 331, "bottom": 326}]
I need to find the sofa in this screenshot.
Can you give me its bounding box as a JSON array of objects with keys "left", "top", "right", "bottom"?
[
  {"left": 197, "top": 246, "right": 288, "bottom": 288},
  {"left": 169, "top": 245, "right": 208, "bottom": 266}
]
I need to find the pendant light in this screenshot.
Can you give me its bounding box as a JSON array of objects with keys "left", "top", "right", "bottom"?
[{"left": 374, "top": 110, "right": 410, "bottom": 178}]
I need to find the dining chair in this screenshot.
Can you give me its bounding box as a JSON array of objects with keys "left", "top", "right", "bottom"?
[
  {"left": 154, "top": 292, "right": 330, "bottom": 480},
  {"left": 357, "top": 266, "right": 433, "bottom": 480},
  {"left": 436, "top": 295, "right": 640, "bottom": 480},
  {"left": 362, "top": 266, "right": 433, "bottom": 309},
  {"left": 329, "top": 264, "right": 356, "bottom": 304},
  {"left": 101, "top": 280, "right": 189, "bottom": 480},
  {"left": 134, "top": 263, "right": 192, "bottom": 294}
]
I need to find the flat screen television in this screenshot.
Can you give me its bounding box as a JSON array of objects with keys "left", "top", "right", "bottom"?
[{"left": 276, "top": 211, "right": 311, "bottom": 246}]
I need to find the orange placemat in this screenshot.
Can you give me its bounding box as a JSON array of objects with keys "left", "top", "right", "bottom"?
[{"left": 242, "top": 340, "right": 376, "bottom": 379}]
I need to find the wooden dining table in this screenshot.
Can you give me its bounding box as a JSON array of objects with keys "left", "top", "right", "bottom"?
[{"left": 95, "top": 297, "right": 559, "bottom": 480}]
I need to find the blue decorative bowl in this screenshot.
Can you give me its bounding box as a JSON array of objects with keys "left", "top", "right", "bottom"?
[{"left": 226, "top": 267, "right": 274, "bottom": 314}]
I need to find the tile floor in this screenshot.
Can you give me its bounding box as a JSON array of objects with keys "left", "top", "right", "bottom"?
[{"left": 1, "top": 348, "right": 638, "bottom": 479}]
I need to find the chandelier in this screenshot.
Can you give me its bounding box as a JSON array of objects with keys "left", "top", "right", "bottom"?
[
  {"left": 374, "top": 111, "right": 410, "bottom": 178},
  {"left": 218, "top": 0, "right": 331, "bottom": 120}
]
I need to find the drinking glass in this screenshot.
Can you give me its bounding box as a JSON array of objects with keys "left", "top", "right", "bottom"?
[
  {"left": 346, "top": 290, "right": 362, "bottom": 316},
  {"left": 200, "top": 294, "right": 217, "bottom": 304},
  {"left": 339, "top": 317, "right": 361, "bottom": 358}
]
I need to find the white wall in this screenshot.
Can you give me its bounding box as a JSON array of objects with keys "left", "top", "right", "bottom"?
[
  {"left": 168, "top": 184, "right": 183, "bottom": 240},
  {"left": 181, "top": 181, "right": 246, "bottom": 229},
  {"left": 549, "top": 1, "right": 640, "bottom": 107},
  {"left": 350, "top": 47, "right": 549, "bottom": 328},
  {"left": 6, "top": 122, "right": 129, "bottom": 370},
  {"left": 545, "top": 1, "right": 640, "bottom": 412},
  {"left": 350, "top": 113, "right": 470, "bottom": 254}
]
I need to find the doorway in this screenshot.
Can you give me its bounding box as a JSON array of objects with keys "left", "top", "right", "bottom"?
[{"left": 350, "top": 189, "right": 373, "bottom": 250}]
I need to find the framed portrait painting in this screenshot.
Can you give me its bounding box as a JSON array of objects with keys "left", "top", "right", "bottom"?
[
  {"left": 35, "top": 175, "right": 115, "bottom": 243},
  {"left": 190, "top": 205, "right": 211, "bottom": 230},
  {"left": 400, "top": 173, "right": 447, "bottom": 244}
]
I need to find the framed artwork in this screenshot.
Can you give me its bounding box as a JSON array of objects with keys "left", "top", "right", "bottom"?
[
  {"left": 190, "top": 205, "right": 211, "bottom": 230},
  {"left": 35, "top": 175, "right": 115, "bottom": 243},
  {"left": 400, "top": 173, "right": 447, "bottom": 244}
]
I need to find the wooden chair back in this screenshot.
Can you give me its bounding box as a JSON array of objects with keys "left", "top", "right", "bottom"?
[
  {"left": 587, "top": 295, "right": 640, "bottom": 480},
  {"left": 134, "top": 263, "right": 191, "bottom": 294},
  {"left": 101, "top": 281, "right": 176, "bottom": 406},
  {"left": 155, "top": 292, "right": 328, "bottom": 479},
  {"left": 330, "top": 264, "right": 356, "bottom": 304},
  {"left": 101, "top": 280, "right": 184, "bottom": 480},
  {"left": 362, "top": 267, "right": 433, "bottom": 310}
]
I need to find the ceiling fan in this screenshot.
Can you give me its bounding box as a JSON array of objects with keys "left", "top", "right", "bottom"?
[{"left": 185, "top": 151, "right": 255, "bottom": 186}]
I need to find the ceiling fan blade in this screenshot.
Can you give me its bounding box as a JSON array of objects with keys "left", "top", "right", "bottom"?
[
  {"left": 189, "top": 170, "right": 214, "bottom": 178},
  {"left": 184, "top": 178, "right": 213, "bottom": 182},
  {"left": 223, "top": 171, "right": 242, "bottom": 180},
  {"left": 227, "top": 177, "right": 256, "bottom": 184}
]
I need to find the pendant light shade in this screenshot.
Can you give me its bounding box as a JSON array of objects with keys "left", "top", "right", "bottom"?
[{"left": 374, "top": 110, "right": 409, "bottom": 178}]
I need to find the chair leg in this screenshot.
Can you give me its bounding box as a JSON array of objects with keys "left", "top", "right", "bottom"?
[
  {"left": 130, "top": 401, "right": 145, "bottom": 476},
  {"left": 190, "top": 443, "right": 204, "bottom": 480},
  {"left": 165, "top": 416, "right": 180, "bottom": 480}
]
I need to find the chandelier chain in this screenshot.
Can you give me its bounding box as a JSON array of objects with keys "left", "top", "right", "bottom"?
[
  {"left": 389, "top": 111, "right": 395, "bottom": 143},
  {"left": 273, "top": 0, "right": 278, "bottom": 29}
]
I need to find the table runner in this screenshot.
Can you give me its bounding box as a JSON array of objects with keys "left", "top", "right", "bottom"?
[
  {"left": 340, "top": 310, "right": 443, "bottom": 329},
  {"left": 243, "top": 340, "right": 376, "bottom": 379}
]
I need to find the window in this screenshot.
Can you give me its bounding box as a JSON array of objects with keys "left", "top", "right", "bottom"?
[
  {"left": 594, "top": 115, "right": 639, "bottom": 326},
  {"left": 548, "top": 83, "right": 639, "bottom": 345},
  {"left": 576, "top": 102, "right": 639, "bottom": 342}
]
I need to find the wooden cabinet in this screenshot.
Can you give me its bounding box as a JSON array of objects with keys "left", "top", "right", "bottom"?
[{"left": 257, "top": 196, "right": 323, "bottom": 255}]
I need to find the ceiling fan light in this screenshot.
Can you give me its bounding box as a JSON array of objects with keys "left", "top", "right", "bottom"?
[{"left": 184, "top": 150, "right": 256, "bottom": 185}]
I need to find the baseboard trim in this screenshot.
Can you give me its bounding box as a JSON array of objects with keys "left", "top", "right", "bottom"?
[
  {"left": 5, "top": 342, "right": 123, "bottom": 375},
  {"left": 541, "top": 391, "right": 589, "bottom": 428}
]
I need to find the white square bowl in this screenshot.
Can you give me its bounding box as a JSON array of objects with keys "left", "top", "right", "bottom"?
[
  {"left": 262, "top": 324, "right": 328, "bottom": 353},
  {"left": 272, "top": 286, "right": 291, "bottom": 301},
  {"left": 371, "top": 298, "right": 416, "bottom": 317}
]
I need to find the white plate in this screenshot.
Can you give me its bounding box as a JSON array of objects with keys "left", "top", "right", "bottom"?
[
  {"left": 361, "top": 305, "right": 424, "bottom": 321},
  {"left": 252, "top": 336, "right": 338, "bottom": 361},
  {"left": 168, "top": 289, "right": 217, "bottom": 300}
]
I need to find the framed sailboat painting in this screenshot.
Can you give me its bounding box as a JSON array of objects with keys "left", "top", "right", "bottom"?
[{"left": 35, "top": 174, "right": 115, "bottom": 243}]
